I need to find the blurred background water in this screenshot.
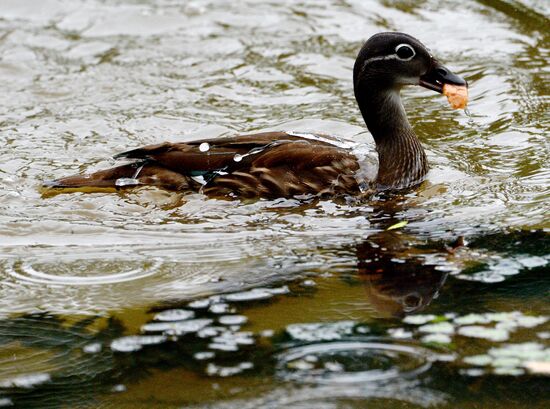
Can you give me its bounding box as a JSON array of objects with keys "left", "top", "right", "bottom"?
[{"left": 0, "top": 0, "right": 548, "bottom": 408}]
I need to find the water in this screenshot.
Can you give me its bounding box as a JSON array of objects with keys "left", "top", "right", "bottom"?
[{"left": 0, "top": 0, "right": 548, "bottom": 407}]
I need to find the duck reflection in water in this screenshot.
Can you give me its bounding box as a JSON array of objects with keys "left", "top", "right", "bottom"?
[{"left": 356, "top": 230, "right": 449, "bottom": 318}]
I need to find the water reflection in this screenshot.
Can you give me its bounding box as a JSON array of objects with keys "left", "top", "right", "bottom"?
[
  {"left": 0, "top": 230, "right": 546, "bottom": 408},
  {"left": 356, "top": 231, "right": 449, "bottom": 317}
]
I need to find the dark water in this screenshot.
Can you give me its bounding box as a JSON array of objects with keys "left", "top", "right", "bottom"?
[{"left": 0, "top": 0, "right": 548, "bottom": 408}]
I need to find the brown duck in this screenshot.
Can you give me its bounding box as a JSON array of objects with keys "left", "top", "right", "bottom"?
[{"left": 45, "top": 32, "right": 468, "bottom": 199}]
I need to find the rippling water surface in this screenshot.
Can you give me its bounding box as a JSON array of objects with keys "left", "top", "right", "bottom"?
[{"left": 0, "top": 0, "right": 548, "bottom": 408}]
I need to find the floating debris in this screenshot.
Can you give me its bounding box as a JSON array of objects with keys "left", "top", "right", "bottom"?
[
  {"left": 154, "top": 309, "right": 195, "bottom": 322},
  {"left": 219, "top": 315, "right": 248, "bottom": 326},
  {"left": 286, "top": 321, "right": 356, "bottom": 342},
  {"left": 224, "top": 286, "right": 289, "bottom": 303},
  {"left": 387, "top": 220, "right": 408, "bottom": 231},
  {"left": 0, "top": 398, "right": 13, "bottom": 407},
  {"left": 403, "top": 315, "right": 437, "bottom": 325},
  {"left": 194, "top": 351, "right": 215, "bottom": 361},
  {"left": 524, "top": 361, "right": 550, "bottom": 375},
  {"left": 199, "top": 142, "right": 210, "bottom": 152},
  {"left": 300, "top": 279, "right": 317, "bottom": 287},
  {"left": 111, "top": 384, "right": 127, "bottom": 393},
  {"left": 206, "top": 362, "right": 253, "bottom": 377},
  {"left": 188, "top": 299, "right": 210, "bottom": 309},
  {"left": 421, "top": 333, "right": 452, "bottom": 344},
  {"left": 0, "top": 373, "right": 51, "bottom": 389},
  {"left": 418, "top": 322, "right": 454, "bottom": 335},
  {"left": 111, "top": 335, "right": 167, "bottom": 352},
  {"left": 197, "top": 326, "right": 225, "bottom": 338},
  {"left": 209, "top": 303, "right": 232, "bottom": 314},
  {"left": 208, "top": 342, "right": 239, "bottom": 352},
  {"left": 463, "top": 354, "right": 493, "bottom": 366},
  {"left": 454, "top": 314, "right": 492, "bottom": 325},
  {"left": 83, "top": 342, "right": 102, "bottom": 354},
  {"left": 458, "top": 326, "right": 509, "bottom": 342},
  {"left": 210, "top": 331, "right": 255, "bottom": 349},
  {"left": 224, "top": 289, "right": 273, "bottom": 302},
  {"left": 141, "top": 318, "right": 213, "bottom": 335},
  {"left": 260, "top": 329, "right": 275, "bottom": 338}
]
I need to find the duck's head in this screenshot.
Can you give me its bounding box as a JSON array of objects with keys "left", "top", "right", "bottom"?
[
  {"left": 353, "top": 32, "right": 468, "bottom": 189},
  {"left": 353, "top": 32, "right": 467, "bottom": 98}
]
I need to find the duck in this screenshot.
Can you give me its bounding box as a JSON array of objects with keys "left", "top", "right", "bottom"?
[{"left": 45, "top": 32, "right": 468, "bottom": 199}]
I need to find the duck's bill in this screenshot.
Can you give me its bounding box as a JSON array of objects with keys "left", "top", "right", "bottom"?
[{"left": 419, "top": 61, "right": 469, "bottom": 109}]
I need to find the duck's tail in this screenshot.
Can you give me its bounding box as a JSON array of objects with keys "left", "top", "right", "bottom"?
[{"left": 42, "top": 161, "right": 191, "bottom": 192}]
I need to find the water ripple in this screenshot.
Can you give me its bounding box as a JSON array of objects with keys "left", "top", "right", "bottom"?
[
  {"left": 5, "top": 257, "right": 162, "bottom": 286},
  {"left": 277, "top": 341, "right": 433, "bottom": 384}
]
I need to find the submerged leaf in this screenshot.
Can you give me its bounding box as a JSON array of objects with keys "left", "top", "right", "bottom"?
[{"left": 387, "top": 221, "right": 408, "bottom": 231}]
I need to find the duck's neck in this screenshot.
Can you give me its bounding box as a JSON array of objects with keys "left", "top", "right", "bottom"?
[{"left": 357, "top": 86, "right": 428, "bottom": 190}]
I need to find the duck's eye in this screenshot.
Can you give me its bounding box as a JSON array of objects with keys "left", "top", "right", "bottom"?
[{"left": 395, "top": 44, "right": 415, "bottom": 61}]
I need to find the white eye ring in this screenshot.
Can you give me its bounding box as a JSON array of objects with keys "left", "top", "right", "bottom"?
[{"left": 395, "top": 44, "right": 415, "bottom": 61}]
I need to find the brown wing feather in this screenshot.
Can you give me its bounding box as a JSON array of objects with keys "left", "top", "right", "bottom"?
[
  {"left": 113, "top": 132, "right": 340, "bottom": 175},
  {"left": 204, "top": 143, "right": 361, "bottom": 198}
]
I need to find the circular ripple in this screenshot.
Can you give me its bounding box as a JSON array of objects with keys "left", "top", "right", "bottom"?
[
  {"left": 6, "top": 258, "right": 162, "bottom": 285},
  {"left": 277, "top": 341, "right": 432, "bottom": 384}
]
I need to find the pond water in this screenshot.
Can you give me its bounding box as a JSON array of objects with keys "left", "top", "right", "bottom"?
[{"left": 0, "top": 0, "right": 548, "bottom": 407}]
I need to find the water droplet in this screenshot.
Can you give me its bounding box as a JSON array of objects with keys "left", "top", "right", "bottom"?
[
  {"left": 199, "top": 142, "right": 210, "bottom": 152},
  {"left": 233, "top": 154, "right": 243, "bottom": 162}
]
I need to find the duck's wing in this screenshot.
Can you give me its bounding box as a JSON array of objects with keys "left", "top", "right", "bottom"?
[
  {"left": 203, "top": 138, "right": 361, "bottom": 197},
  {"left": 112, "top": 132, "right": 305, "bottom": 176},
  {"left": 45, "top": 131, "right": 362, "bottom": 197}
]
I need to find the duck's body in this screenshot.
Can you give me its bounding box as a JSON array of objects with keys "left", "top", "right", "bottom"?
[
  {"left": 52, "top": 132, "right": 365, "bottom": 198},
  {"left": 46, "top": 32, "right": 467, "bottom": 199}
]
